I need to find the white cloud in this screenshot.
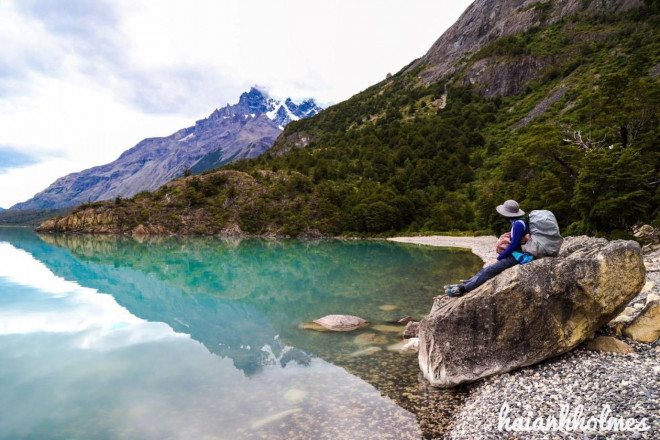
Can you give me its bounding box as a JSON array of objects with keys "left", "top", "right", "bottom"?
[{"left": 0, "top": 0, "right": 473, "bottom": 208}]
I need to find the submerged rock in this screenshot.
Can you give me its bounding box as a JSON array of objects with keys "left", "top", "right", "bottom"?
[
  {"left": 349, "top": 346, "right": 382, "bottom": 357},
  {"left": 397, "top": 316, "right": 416, "bottom": 324},
  {"left": 312, "top": 315, "right": 368, "bottom": 332},
  {"left": 419, "top": 236, "right": 645, "bottom": 388},
  {"left": 386, "top": 340, "right": 409, "bottom": 352},
  {"left": 373, "top": 324, "right": 404, "bottom": 333},
  {"left": 401, "top": 338, "right": 420, "bottom": 353},
  {"left": 354, "top": 332, "right": 387, "bottom": 345},
  {"left": 298, "top": 322, "right": 328, "bottom": 332},
  {"left": 379, "top": 304, "right": 399, "bottom": 311}
]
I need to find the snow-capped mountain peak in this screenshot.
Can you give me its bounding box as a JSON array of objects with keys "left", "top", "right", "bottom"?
[
  {"left": 206, "top": 87, "right": 322, "bottom": 129},
  {"left": 12, "top": 87, "right": 323, "bottom": 210},
  {"left": 264, "top": 92, "right": 322, "bottom": 129}
]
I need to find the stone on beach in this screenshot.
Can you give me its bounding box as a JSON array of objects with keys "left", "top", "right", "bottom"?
[
  {"left": 418, "top": 236, "right": 646, "bottom": 388},
  {"left": 646, "top": 293, "right": 660, "bottom": 304},
  {"left": 312, "top": 315, "right": 369, "bottom": 332},
  {"left": 622, "top": 300, "right": 660, "bottom": 343},
  {"left": 642, "top": 281, "right": 655, "bottom": 293},
  {"left": 608, "top": 306, "right": 637, "bottom": 335},
  {"left": 633, "top": 224, "right": 660, "bottom": 245},
  {"left": 585, "top": 336, "right": 634, "bottom": 354}
]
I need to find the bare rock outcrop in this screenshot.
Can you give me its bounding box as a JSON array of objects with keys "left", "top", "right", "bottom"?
[
  {"left": 37, "top": 207, "right": 120, "bottom": 233},
  {"left": 412, "top": 0, "right": 642, "bottom": 87},
  {"left": 418, "top": 236, "right": 645, "bottom": 388}
]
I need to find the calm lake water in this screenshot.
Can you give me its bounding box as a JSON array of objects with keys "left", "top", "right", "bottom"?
[{"left": 0, "top": 227, "right": 483, "bottom": 440}]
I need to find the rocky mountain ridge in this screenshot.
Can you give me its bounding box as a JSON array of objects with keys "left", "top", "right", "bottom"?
[
  {"left": 13, "top": 88, "right": 322, "bottom": 210},
  {"left": 413, "top": 0, "right": 642, "bottom": 91}
]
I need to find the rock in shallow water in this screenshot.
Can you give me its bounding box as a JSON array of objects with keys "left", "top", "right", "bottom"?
[
  {"left": 349, "top": 346, "right": 382, "bottom": 357},
  {"left": 401, "top": 338, "right": 419, "bottom": 353},
  {"left": 373, "top": 324, "right": 404, "bottom": 333},
  {"left": 354, "top": 332, "right": 387, "bottom": 345},
  {"left": 379, "top": 304, "right": 399, "bottom": 311},
  {"left": 402, "top": 321, "right": 419, "bottom": 339},
  {"left": 298, "top": 322, "right": 328, "bottom": 332},
  {"left": 312, "top": 314, "right": 369, "bottom": 331},
  {"left": 397, "top": 316, "right": 416, "bottom": 324},
  {"left": 418, "top": 236, "right": 645, "bottom": 388}
]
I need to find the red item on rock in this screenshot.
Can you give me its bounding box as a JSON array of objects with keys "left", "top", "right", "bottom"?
[{"left": 495, "top": 232, "right": 531, "bottom": 254}]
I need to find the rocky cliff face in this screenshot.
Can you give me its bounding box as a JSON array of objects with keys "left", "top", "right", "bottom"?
[
  {"left": 413, "top": 0, "right": 642, "bottom": 95},
  {"left": 12, "top": 88, "right": 322, "bottom": 210}
]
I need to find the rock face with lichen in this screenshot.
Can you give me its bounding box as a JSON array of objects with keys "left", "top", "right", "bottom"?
[{"left": 418, "top": 236, "right": 645, "bottom": 388}]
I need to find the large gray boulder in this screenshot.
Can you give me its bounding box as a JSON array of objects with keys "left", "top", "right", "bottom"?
[{"left": 418, "top": 236, "right": 645, "bottom": 388}]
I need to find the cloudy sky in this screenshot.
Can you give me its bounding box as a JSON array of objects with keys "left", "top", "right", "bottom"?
[{"left": 0, "top": 0, "right": 473, "bottom": 209}]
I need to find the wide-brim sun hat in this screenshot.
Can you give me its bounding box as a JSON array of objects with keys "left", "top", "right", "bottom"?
[{"left": 496, "top": 199, "right": 525, "bottom": 217}]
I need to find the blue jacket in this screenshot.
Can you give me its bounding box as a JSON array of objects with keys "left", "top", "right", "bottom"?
[{"left": 497, "top": 218, "right": 528, "bottom": 261}]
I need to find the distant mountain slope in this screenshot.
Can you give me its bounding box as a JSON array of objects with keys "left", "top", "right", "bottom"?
[
  {"left": 38, "top": 0, "right": 660, "bottom": 237},
  {"left": 13, "top": 88, "right": 322, "bottom": 210},
  {"left": 0, "top": 208, "right": 72, "bottom": 227}
]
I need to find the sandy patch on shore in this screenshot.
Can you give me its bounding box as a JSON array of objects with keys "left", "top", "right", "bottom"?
[{"left": 388, "top": 235, "right": 497, "bottom": 264}]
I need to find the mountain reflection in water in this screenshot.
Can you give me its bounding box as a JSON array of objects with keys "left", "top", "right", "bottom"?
[{"left": 0, "top": 228, "right": 482, "bottom": 439}]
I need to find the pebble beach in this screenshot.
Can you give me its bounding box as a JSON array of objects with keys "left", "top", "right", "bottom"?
[{"left": 389, "top": 235, "right": 660, "bottom": 439}]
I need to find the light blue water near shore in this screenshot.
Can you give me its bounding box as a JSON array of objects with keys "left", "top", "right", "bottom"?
[{"left": 0, "top": 228, "right": 483, "bottom": 439}]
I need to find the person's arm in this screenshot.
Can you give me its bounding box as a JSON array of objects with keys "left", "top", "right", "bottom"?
[{"left": 497, "top": 220, "right": 526, "bottom": 260}]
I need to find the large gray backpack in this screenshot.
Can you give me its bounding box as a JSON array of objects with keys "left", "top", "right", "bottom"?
[{"left": 521, "top": 210, "right": 563, "bottom": 257}]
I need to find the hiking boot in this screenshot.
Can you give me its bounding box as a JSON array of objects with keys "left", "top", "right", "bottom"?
[{"left": 443, "top": 284, "right": 463, "bottom": 297}]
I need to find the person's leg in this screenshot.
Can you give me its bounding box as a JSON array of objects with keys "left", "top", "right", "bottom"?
[{"left": 459, "top": 255, "right": 519, "bottom": 293}]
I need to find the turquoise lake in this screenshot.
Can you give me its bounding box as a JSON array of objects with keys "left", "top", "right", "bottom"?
[{"left": 0, "top": 227, "right": 483, "bottom": 440}]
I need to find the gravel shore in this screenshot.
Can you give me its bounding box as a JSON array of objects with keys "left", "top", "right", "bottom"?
[
  {"left": 389, "top": 236, "right": 660, "bottom": 439},
  {"left": 389, "top": 235, "right": 497, "bottom": 264}
]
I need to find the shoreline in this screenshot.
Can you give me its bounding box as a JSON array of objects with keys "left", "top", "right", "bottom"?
[
  {"left": 388, "top": 235, "right": 497, "bottom": 264},
  {"left": 392, "top": 234, "right": 660, "bottom": 439}
]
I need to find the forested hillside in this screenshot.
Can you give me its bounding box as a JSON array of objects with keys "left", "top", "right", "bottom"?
[
  {"left": 225, "top": 3, "right": 659, "bottom": 236},
  {"left": 40, "top": 1, "right": 660, "bottom": 237}
]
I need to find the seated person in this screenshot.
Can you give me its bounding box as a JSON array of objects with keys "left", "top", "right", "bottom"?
[{"left": 444, "top": 200, "right": 533, "bottom": 297}]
